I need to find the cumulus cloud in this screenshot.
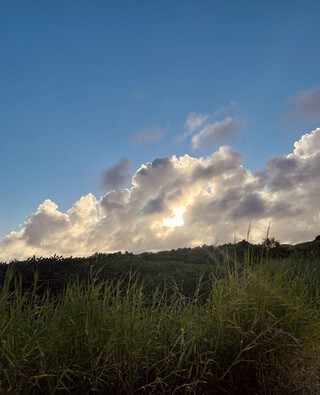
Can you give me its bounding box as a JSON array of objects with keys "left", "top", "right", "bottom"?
[
  {"left": 101, "top": 158, "right": 132, "bottom": 191},
  {"left": 1, "top": 128, "right": 320, "bottom": 261},
  {"left": 132, "top": 125, "right": 166, "bottom": 145},
  {"left": 23, "top": 200, "right": 70, "bottom": 246},
  {"left": 288, "top": 87, "right": 320, "bottom": 118}
]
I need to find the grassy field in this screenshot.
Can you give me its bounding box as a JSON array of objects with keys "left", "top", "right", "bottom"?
[{"left": 0, "top": 253, "right": 319, "bottom": 394}]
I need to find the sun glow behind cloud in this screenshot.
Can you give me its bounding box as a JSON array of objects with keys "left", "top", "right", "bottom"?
[
  {"left": 1, "top": 128, "right": 320, "bottom": 262},
  {"left": 162, "top": 207, "right": 185, "bottom": 228}
]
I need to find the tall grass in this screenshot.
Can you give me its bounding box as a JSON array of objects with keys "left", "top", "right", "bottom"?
[{"left": 0, "top": 258, "right": 319, "bottom": 394}]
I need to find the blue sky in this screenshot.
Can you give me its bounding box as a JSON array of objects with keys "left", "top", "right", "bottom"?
[{"left": 1, "top": 1, "right": 320, "bottom": 259}]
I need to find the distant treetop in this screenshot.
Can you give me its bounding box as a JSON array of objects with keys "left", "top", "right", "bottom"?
[{"left": 261, "top": 237, "right": 280, "bottom": 249}]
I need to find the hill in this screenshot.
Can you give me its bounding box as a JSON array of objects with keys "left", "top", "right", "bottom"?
[{"left": 0, "top": 237, "right": 319, "bottom": 297}]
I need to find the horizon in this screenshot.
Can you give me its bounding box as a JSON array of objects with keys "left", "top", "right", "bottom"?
[{"left": 1, "top": 1, "right": 320, "bottom": 261}]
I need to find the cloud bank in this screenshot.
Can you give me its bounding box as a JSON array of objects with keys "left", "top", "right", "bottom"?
[{"left": 1, "top": 128, "right": 320, "bottom": 262}]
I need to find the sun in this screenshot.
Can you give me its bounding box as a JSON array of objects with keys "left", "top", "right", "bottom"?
[{"left": 162, "top": 207, "right": 185, "bottom": 228}]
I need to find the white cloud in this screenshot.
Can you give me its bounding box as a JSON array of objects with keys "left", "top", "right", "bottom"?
[
  {"left": 185, "top": 112, "right": 208, "bottom": 133},
  {"left": 23, "top": 200, "right": 70, "bottom": 246},
  {"left": 1, "top": 128, "right": 320, "bottom": 261},
  {"left": 191, "top": 116, "right": 239, "bottom": 149},
  {"left": 176, "top": 106, "right": 243, "bottom": 147},
  {"left": 176, "top": 112, "right": 208, "bottom": 142},
  {"left": 293, "top": 128, "right": 320, "bottom": 158}
]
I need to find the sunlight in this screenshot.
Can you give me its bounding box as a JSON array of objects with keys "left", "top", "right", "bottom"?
[{"left": 162, "top": 207, "right": 185, "bottom": 228}]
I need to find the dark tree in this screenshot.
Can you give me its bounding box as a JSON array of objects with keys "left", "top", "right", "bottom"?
[{"left": 262, "top": 237, "right": 280, "bottom": 249}]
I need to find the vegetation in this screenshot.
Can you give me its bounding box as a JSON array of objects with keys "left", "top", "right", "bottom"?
[{"left": 0, "top": 240, "right": 319, "bottom": 394}]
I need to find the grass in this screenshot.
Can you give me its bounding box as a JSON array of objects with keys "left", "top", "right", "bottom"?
[{"left": 0, "top": 256, "right": 319, "bottom": 394}]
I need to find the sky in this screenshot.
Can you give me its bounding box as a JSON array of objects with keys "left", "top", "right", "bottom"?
[{"left": 1, "top": 1, "right": 320, "bottom": 261}]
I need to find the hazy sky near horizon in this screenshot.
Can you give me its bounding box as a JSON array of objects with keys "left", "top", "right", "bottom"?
[{"left": 1, "top": 1, "right": 320, "bottom": 260}]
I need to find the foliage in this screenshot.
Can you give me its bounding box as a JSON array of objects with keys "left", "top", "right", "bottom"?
[
  {"left": 0, "top": 251, "right": 319, "bottom": 394},
  {"left": 261, "top": 237, "right": 280, "bottom": 249},
  {"left": 0, "top": 240, "right": 301, "bottom": 296}
]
